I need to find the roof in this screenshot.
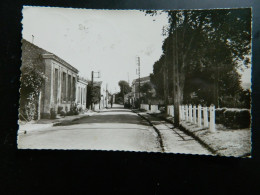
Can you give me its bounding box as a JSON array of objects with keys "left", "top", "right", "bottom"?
[
  {"left": 86, "top": 80, "right": 102, "bottom": 87},
  {"left": 22, "top": 39, "right": 79, "bottom": 73},
  {"left": 132, "top": 76, "right": 150, "bottom": 84},
  {"left": 77, "top": 76, "right": 88, "bottom": 85}
]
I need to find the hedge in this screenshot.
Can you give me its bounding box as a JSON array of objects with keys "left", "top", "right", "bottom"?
[{"left": 215, "top": 108, "right": 251, "bottom": 129}]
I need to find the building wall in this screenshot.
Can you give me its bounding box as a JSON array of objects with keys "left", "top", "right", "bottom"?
[
  {"left": 21, "top": 40, "right": 80, "bottom": 118},
  {"left": 41, "top": 56, "right": 78, "bottom": 117},
  {"left": 76, "top": 80, "right": 88, "bottom": 110},
  {"left": 21, "top": 40, "right": 50, "bottom": 119}
]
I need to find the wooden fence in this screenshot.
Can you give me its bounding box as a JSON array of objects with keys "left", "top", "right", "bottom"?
[
  {"left": 141, "top": 103, "right": 216, "bottom": 132},
  {"left": 167, "top": 104, "right": 216, "bottom": 132},
  {"left": 140, "top": 104, "right": 159, "bottom": 113}
]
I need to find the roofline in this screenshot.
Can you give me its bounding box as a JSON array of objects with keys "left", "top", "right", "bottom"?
[
  {"left": 42, "top": 54, "right": 79, "bottom": 74},
  {"left": 22, "top": 39, "right": 79, "bottom": 74}
]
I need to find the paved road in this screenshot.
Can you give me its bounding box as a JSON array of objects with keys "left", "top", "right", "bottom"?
[
  {"left": 18, "top": 105, "right": 162, "bottom": 152},
  {"left": 18, "top": 104, "right": 210, "bottom": 155}
]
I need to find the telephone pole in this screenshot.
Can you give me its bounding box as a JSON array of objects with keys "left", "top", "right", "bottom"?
[
  {"left": 91, "top": 70, "right": 100, "bottom": 110},
  {"left": 137, "top": 56, "right": 141, "bottom": 107}
]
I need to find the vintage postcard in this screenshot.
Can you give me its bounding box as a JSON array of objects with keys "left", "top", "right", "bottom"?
[{"left": 18, "top": 6, "right": 252, "bottom": 157}]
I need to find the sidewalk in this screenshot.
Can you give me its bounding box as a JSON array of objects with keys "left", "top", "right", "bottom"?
[
  {"left": 18, "top": 110, "right": 96, "bottom": 134},
  {"left": 135, "top": 110, "right": 251, "bottom": 157},
  {"left": 133, "top": 109, "right": 212, "bottom": 155}
]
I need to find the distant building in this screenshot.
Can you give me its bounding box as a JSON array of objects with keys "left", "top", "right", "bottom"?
[
  {"left": 76, "top": 76, "right": 88, "bottom": 110},
  {"left": 22, "top": 39, "right": 79, "bottom": 118},
  {"left": 131, "top": 76, "right": 156, "bottom": 101},
  {"left": 131, "top": 76, "right": 151, "bottom": 99}
]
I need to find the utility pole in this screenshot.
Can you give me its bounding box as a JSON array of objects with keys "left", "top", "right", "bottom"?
[
  {"left": 123, "top": 85, "right": 125, "bottom": 105},
  {"left": 106, "top": 84, "right": 108, "bottom": 107},
  {"left": 137, "top": 56, "right": 141, "bottom": 107},
  {"left": 91, "top": 71, "right": 94, "bottom": 110},
  {"left": 91, "top": 70, "right": 100, "bottom": 110},
  {"left": 32, "top": 35, "right": 34, "bottom": 44}
]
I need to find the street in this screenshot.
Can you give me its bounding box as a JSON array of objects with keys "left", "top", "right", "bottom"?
[
  {"left": 18, "top": 104, "right": 210, "bottom": 154},
  {"left": 18, "top": 105, "right": 161, "bottom": 152}
]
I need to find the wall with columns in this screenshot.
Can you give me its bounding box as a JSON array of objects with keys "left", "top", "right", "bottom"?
[{"left": 41, "top": 54, "right": 78, "bottom": 118}]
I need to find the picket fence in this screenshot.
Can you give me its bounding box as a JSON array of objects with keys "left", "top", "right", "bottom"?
[
  {"left": 167, "top": 104, "right": 216, "bottom": 132},
  {"left": 140, "top": 103, "right": 215, "bottom": 132},
  {"left": 140, "top": 104, "right": 159, "bottom": 113}
]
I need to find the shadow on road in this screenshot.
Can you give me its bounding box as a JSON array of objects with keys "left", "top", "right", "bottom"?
[{"left": 55, "top": 109, "right": 150, "bottom": 126}]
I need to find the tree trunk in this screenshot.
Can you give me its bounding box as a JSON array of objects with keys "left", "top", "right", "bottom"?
[{"left": 163, "top": 66, "right": 169, "bottom": 105}]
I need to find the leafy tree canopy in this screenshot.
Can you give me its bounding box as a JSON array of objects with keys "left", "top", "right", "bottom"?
[{"left": 118, "top": 80, "right": 131, "bottom": 96}]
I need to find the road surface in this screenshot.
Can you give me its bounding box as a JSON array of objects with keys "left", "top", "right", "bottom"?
[
  {"left": 18, "top": 104, "right": 210, "bottom": 155},
  {"left": 18, "top": 105, "right": 161, "bottom": 152}
]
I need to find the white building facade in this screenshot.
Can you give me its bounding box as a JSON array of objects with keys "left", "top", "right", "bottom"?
[{"left": 76, "top": 77, "right": 88, "bottom": 110}]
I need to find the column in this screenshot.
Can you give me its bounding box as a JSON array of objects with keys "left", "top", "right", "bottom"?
[
  {"left": 50, "top": 63, "right": 54, "bottom": 104},
  {"left": 70, "top": 74, "right": 73, "bottom": 102},
  {"left": 58, "top": 67, "right": 62, "bottom": 104},
  {"left": 65, "top": 70, "right": 69, "bottom": 103}
]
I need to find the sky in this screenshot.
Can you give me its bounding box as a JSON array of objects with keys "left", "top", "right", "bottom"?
[
  {"left": 22, "top": 6, "right": 169, "bottom": 93},
  {"left": 22, "top": 6, "right": 251, "bottom": 93}
]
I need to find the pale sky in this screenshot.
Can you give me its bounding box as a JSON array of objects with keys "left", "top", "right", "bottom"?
[
  {"left": 22, "top": 6, "right": 251, "bottom": 93},
  {"left": 22, "top": 6, "right": 169, "bottom": 93}
]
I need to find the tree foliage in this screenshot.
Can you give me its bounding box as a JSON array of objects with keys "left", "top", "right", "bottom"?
[
  {"left": 19, "top": 59, "right": 47, "bottom": 121},
  {"left": 118, "top": 80, "right": 131, "bottom": 96},
  {"left": 148, "top": 8, "right": 251, "bottom": 126},
  {"left": 87, "top": 84, "right": 101, "bottom": 108}
]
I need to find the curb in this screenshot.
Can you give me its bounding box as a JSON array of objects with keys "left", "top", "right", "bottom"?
[
  {"left": 53, "top": 115, "right": 88, "bottom": 126},
  {"left": 152, "top": 114, "right": 218, "bottom": 155},
  {"left": 132, "top": 110, "right": 165, "bottom": 153}
]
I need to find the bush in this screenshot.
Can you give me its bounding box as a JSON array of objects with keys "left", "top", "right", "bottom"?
[
  {"left": 57, "top": 106, "right": 63, "bottom": 114},
  {"left": 124, "top": 102, "right": 131, "bottom": 108},
  {"left": 159, "top": 106, "right": 166, "bottom": 113},
  {"left": 215, "top": 108, "right": 250, "bottom": 129},
  {"left": 50, "top": 108, "right": 57, "bottom": 119},
  {"left": 60, "top": 111, "right": 66, "bottom": 117},
  {"left": 67, "top": 103, "right": 79, "bottom": 116},
  {"left": 78, "top": 107, "right": 83, "bottom": 113}
]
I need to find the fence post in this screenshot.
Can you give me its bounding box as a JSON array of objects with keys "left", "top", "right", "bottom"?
[
  {"left": 182, "top": 105, "right": 185, "bottom": 121},
  {"left": 179, "top": 105, "right": 182, "bottom": 120},
  {"left": 185, "top": 105, "right": 188, "bottom": 122},
  {"left": 189, "top": 104, "right": 192, "bottom": 122},
  {"left": 209, "top": 104, "right": 216, "bottom": 132},
  {"left": 193, "top": 105, "right": 197, "bottom": 124},
  {"left": 198, "top": 104, "right": 202, "bottom": 127},
  {"left": 203, "top": 106, "right": 208, "bottom": 127}
]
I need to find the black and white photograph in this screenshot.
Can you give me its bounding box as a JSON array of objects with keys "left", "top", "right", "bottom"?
[{"left": 18, "top": 6, "right": 252, "bottom": 157}]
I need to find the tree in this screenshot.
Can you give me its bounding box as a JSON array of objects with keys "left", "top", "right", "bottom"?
[
  {"left": 86, "top": 84, "right": 101, "bottom": 109},
  {"left": 19, "top": 58, "right": 47, "bottom": 121},
  {"left": 148, "top": 8, "right": 251, "bottom": 126},
  {"left": 118, "top": 80, "right": 131, "bottom": 104},
  {"left": 140, "top": 82, "right": 153, "bottom": 103},
  {"left": 118, "top": 80, "right": 131, "bottom": 95}
]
